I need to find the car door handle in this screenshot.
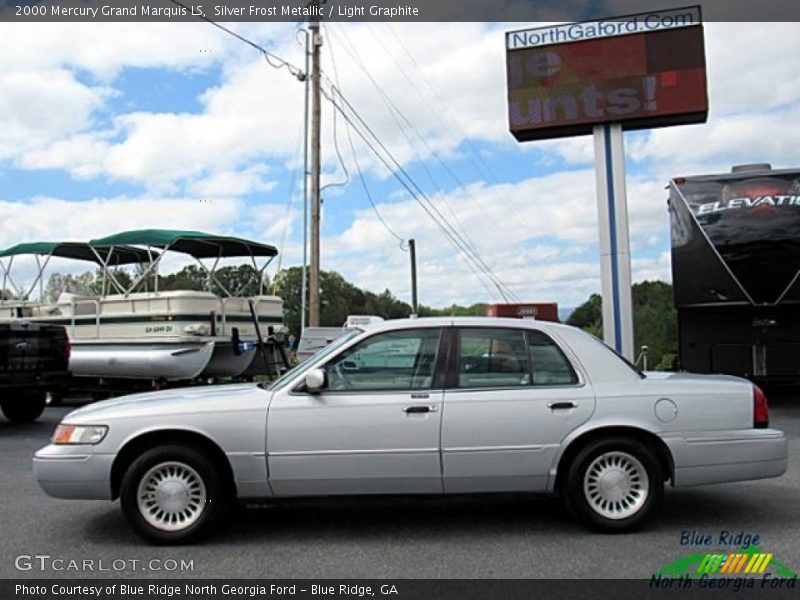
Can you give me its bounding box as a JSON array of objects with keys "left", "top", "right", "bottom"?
[
  {"left": 403, "top": 405, "right": 438, "bottom": 414},
  {"left": 548, "top": 401, "right": 577, "bottom": 410}
]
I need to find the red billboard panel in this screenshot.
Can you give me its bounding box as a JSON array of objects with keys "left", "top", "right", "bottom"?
[{"left": 506, "top": 12, "right": 708, "bottom": 141}]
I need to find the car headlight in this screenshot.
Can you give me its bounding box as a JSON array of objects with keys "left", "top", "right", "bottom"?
[{"left": 52, "top": 424, "right": 108, "bottom": 445}]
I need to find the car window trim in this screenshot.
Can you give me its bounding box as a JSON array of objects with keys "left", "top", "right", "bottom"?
[
  {"left": 293, "top": 326, "right": 445, "bottom": 395},
  {"left": 449, "top": 325, "right": 584, "bottom": 391},
  {"left": 523, "top": 329, "right": 580, "bottom": 386}
]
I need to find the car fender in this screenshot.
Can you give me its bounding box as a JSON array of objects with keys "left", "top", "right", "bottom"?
[{"left": 547, "top": 415, "right": 671, "bottom": 493}]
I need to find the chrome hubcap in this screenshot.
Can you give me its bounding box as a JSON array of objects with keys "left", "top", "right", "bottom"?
[
  {"left": 583, "top": 451, "right": 649, "bottom": 520},
  {"left": 137, "top": 461, "right": 206, "bottom": 531}
]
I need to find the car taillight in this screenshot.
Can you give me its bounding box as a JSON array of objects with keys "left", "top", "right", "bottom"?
[{"left": 753, "top": 385, "right": 769, "bottom": 429}]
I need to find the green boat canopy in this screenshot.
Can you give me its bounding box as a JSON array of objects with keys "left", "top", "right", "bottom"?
[
  {"left": 0, "top": 242, "right": 155, "bottom": 265},
  {"left": 89, "top": 229, "right": 278, "bottom": 259}
]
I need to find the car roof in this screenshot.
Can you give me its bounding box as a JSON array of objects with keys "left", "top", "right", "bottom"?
[{"left": 362, "top": 316, "right": 571, "bottom": 334}]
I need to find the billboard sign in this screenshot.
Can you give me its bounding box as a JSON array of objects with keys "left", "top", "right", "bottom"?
[{"left": 506, "top": 6, "right": 708, "bottom": 141}]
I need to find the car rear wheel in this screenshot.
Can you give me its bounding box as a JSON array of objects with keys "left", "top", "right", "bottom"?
[
  {"left": 120, "top": 445, "right": 230, "bottom": 545},
  {"left": 563, "top": 437, "right": 663, "bottom": 532},
  {"left": 0, "top": 391, "right": 47, "bottom": 423}
]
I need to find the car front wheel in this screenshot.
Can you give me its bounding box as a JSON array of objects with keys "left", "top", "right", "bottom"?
[
  {"left": 563, "top": 437, "right": 663, "bottom": 532},
  {"left": 120, "top": 445, "right": 229, "bottom": 544}
]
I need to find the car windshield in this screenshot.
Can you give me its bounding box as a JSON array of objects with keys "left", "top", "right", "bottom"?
[{"left": 263, "top": 329, "right": 362, "bottom": 391}]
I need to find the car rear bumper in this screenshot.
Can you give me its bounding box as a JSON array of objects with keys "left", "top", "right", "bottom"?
[
  {"left": 663, "top": 429, "right": 787, "bottom": 487},
  {"left": 33, "top": 444, "right": 113, "bottom": 500}
]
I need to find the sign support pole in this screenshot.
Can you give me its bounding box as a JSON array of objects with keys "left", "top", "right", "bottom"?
[{"left": 593, "top": 123, "right": 634, "bottom": 360}]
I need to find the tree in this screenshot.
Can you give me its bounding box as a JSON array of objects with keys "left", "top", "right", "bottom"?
[
  {"left": 272, "top": 267, "right": 304, "bottom": 339},
  {"left": 214, "top": 265, "right": 266, "bottom": 297},
  {"left": 90, "top": 267, "right": 133, "bottom": 295},
  {"left": 44, "top": 271, "right": 96, "bottom": 302},
  {"left": 567, "top": 283, "right": 677, "bottom": 370},
  {"left": 566, "top": 293, "right": 602, "bottom": 339},
  {"left": 157, "top": 265, "right": 206, "bottom": 292},
  {"left": 272, "top": 267, "right": 414, "bottom": 339},
  {"left": 419, "top": 302, "right": 487, "bottom": 317}
]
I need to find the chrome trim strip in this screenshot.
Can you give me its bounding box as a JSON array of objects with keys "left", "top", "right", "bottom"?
[
  {"left": 33, "top": 454, "right": 90, "bottom": 461},
  {"left": 224, "top": 451, "right": 266, "bottom": 458},
  {"left": 684, "top": 433, "right": 785, "bottom": 444},
  {"left": 444, "top": 444, "right": 546, "bottom": 453},
  {"left": 269, "top": 448, "right": 439, "bottom": 457}
]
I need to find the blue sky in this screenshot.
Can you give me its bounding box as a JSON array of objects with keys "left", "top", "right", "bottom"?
[{"left": 1, "top": 21, "right": 798, "bottom": 308}]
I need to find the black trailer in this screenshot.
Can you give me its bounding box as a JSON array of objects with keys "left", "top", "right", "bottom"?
[{"left": 669, "top": 164, "right": 800, "bottom": 384}]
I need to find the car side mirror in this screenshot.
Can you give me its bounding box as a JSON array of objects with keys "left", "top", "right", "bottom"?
[{"left": 304, "top": 368, "right": 327, "bottom": 393}]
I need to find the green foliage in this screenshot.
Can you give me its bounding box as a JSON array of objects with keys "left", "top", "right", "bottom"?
[
  {"left": 567, "top": 281, "right": 677, "bottom": 370},
  {"left": 419, "top": 302, "right": 487, "bottom": 317},
  {"left": 632, "top": 281, "right": 678, "bottom": 371},
  {"left": 44, "top": 271, "right": 96, "bottom": 302},
  {"left": 157, "top": 264, "right": 264, "bottom": 296},
  {"left": 41, "top": 264, "right": 266, "bottom": 300},
  {"left": 273, "top": 267, "right": 414, "bottom": 339},
  {"left": 157, "top": 264, "right": 206, "bottom": 292},
  {"left": 566, "top": 293, "right": 602, "bottom": 339}
]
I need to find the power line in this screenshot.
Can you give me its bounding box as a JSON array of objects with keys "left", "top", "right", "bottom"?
[
  {"left": 272, "top": 127, "right": 306, "bottom": 292},
  {"left": 172, "top": 9, "right": 517, "bottom": 301},
  {"left": 170, "top": 0, "right": 305, "bottom": 81},
  {"left": 323, "top": 85, "right": 515, "bottom": 302},
  {"left": 381, "top": 24, "right": 551, "bottom": 248},
  {"left": 328, "top": 24, "right": 492, "bottom": 267},
  {"left": 329, "top": 24, "right": 519, "bottom": 301},
  {"left": 325, "top": 26, "right": 405, "bottom": 248}
]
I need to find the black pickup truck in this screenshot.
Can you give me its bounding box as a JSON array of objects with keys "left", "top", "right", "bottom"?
[{"left": 0, "top": 321, "right": 70, "bottom": 422}]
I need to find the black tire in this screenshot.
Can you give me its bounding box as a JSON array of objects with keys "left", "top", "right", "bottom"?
[
  {"left": 563, "top": 437, "right": 663, "bottom": 533},
  {"left": 120, "top": 444, "right": 231, "bottom": 545},
  {"left": 0, "top": 391, "right": 47, "bottom": 423}
]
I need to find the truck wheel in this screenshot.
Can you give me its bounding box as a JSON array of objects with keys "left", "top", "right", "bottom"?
[
  {"left": 120, "top": 445, "right": 230, "bottom": 545},
  {"left": 0, "top": 391, "right": 47, "bottom": 423},
  {"left": 563, "top": 437, "right": 663, "bottom": 532}
]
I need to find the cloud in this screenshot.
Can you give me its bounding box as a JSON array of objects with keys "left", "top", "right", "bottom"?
[
  {"left": 321, "top": 168, "right": 670, "bottom": 306},
  {"left": 0, "top": 70, "right": 110, "bottom": 161},
  {"left": 186, "top": 165, "right": 277, "bottom": 197},
  {"left": 1, "top": 21, "right": 797, "bottom": 311}
]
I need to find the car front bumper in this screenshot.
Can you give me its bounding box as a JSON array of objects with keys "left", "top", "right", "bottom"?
[
  {"left": 663, "top": 428, "right": 788, "bottom": 487},
  {"left": 33, "top": 444, "right": 113, "bottom": 500}
]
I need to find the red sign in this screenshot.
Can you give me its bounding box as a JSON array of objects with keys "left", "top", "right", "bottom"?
[{"left": 507, "top": 24, "right": 708, "bottom": 141}]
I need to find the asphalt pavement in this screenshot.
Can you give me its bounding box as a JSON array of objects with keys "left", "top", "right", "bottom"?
[{"left": 1, "top": 392, "right": 799, "bottom": 579}]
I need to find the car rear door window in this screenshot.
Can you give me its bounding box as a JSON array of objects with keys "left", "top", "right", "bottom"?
[
  {"left": 527, "top": 330, "right": 578, "bottom": 385},
  {"left": 457, "top": 328, "right": 529, "bottom": 388}
]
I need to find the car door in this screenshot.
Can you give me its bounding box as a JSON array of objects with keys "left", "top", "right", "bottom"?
[
  {"left": 441, "top": 326, "right": 595, "bottom": 493},
  {"left": 267, "top": 326, "right": 446, "bottom": 496}
]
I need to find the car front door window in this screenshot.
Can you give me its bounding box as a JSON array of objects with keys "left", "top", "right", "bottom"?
[{"left": 325, "top": 328, "right": 442, "bottom": 391}]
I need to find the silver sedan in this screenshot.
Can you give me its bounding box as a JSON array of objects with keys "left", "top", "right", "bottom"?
[{"left": 34, "top": 317, "right": 787, "bottom": 544}]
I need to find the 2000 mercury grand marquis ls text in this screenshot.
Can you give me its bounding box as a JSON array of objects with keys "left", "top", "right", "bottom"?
[{"left": 34, "top": 317, "right": 787, "bottom": 544}]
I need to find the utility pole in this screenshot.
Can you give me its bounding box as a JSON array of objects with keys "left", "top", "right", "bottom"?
[
  {"left": 308, "top": 13, "right": 322, "bottom": 327},
  {"left": 409, "top": 239, "right": 418, "bottom": 315},
  {"left": 300, "top": 27, "right": 310, "bottom": 334}
]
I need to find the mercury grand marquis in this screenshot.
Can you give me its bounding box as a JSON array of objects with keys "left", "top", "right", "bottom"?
[{"left": 34, "top": 317, "right": 787, "bottom": 544}]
